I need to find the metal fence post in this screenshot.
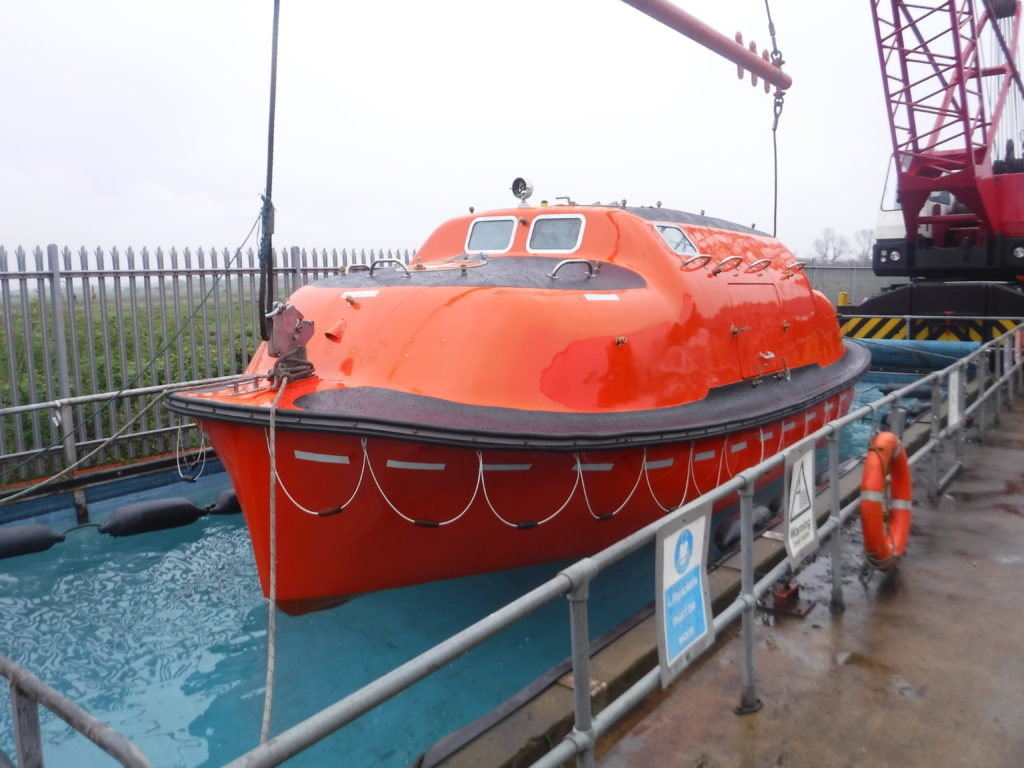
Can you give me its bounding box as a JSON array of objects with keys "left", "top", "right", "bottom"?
[
  {"left": 1007, "top": 339, "right": 1016, "bottom": 402},
  {"left": 290, "top": 247, "right": 302, "bottom": 295},
  {"left": 977, "top": 350, "right": 989, "bottom": 441},
  {"left": 827, "top": 431, "right": 844, "bottom": 613},
  {"left": 10, "top": 682, "right": 44, "bottom": 768},
  {"left": 735, "top": 479, "right": 762, "bottom": 714},
  {"left": 889, "top": 404, "right": 907, "bottom": 441},
  {"left": 1015, "top": 331, "right": 1023, "bottom": 392},
  {"left": 1017, "top": 330, "right": 1023, "bottom": 392},
  {"left": 48, "top": 244, "right": 89, "bottom": 523},
  {"left": 1011, "top": 331, "right": 1019, "bottom": 393},
  {"left": 565, "top": 559, "right": 598, "bottom": 768},
  {"left": 955, "top": 364, "right": 965, "bottom": 469},
  {"left": 928, "top": 376, "right": 943, "bottom": 502},
  {"left": 995, "top": 343, "right": 1004, "bottom": 424}
]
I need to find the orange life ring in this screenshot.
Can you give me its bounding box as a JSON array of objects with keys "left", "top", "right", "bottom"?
[{"left": 859, "top": 431, "right": 913, "bottom": 570}]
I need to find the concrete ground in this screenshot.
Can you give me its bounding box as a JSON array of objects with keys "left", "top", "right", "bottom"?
[{"left": 597, "top": 401, "right": 1024, "bottom": 768}]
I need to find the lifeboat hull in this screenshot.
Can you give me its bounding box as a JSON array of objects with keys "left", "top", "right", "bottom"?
[{"left": 187, "top": 376, "right": 861, "bottom": 614}]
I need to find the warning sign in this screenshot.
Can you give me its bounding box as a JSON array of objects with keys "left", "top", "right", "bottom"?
[
  {"left": 656, "top": 501, "right": 715, "bottom": 688},
  {"left": 784, "top": 446, "right": 818, "bottom": 564}
]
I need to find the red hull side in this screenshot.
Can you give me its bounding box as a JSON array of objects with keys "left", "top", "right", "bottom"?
[{"left": 201, "top": 387, "right": 854, "bottom": 613}]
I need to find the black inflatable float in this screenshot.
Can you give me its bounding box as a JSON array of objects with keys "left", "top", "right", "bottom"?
[
  {"left": 0, "top": 524, "right": 65, "bottom": 559},
  {"left": 879, "top": 382, "right": 933, "bottom": 399},
  {"left": 713, "top": 503, "right": 773, "bottom": 553},
  {"left": 206, "top": 488, "right": 241, "bottom": 515},
  {"left": 99, "top": 497, "right": 205, "bottom": 537}
]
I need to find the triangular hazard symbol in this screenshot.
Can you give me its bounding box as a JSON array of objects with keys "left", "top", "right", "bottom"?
[{"left": 790, "top": 465, "right": 812, "bottom": 520}]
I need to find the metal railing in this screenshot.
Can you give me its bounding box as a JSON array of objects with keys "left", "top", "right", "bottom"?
[
  {"left": 217, "top": 326, "right": 1023, "bottom": 767},
  {"left": 0, "top": 243, "right": 411, "bottom": 494},
  {"left": 0, "top": 654, "right": 152, "bottom": 768},
  {"left": 3, "top": 326, "right": 1020, "bottom": 766}
]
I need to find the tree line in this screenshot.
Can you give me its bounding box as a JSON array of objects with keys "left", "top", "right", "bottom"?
[{"left": 807, "top": 227, "right": 875, "bottom": 265}]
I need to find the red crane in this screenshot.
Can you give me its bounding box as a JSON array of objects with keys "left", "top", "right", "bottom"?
[{"left": 870, "top": 0, "right": 1024, "bottom": 279}]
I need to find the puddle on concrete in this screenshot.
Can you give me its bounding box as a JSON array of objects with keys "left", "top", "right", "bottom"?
[{"left": 834, "top": 650, "right": 926, "bottom": 700}]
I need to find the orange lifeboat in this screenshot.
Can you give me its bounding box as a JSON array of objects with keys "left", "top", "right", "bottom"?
[{"left": 169, "top": 199, "right": 870, "bottom": 613}]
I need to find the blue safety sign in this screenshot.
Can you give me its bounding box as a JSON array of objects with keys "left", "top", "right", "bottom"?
[{"left": 656, "top": 501, "right": 715, "bottom": 687}]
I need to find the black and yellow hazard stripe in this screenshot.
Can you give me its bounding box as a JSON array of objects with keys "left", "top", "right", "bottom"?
[
  {"left": 840, "top": 316, "right": 907, "bottom": 340},
  {"left": 840, "top": 316, "right": 1017, "bottom": 342}
]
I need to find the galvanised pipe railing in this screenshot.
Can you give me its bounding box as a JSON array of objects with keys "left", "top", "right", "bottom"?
[
  {"left": 4, "top": 323, "right": 1019, "bottom": 766},
  {"left": 218, "top": 324, "right": 1024, "bottom": 768},
  {"left": 0, "top": 654, "right": 152, "bottom": 768},
  {"left": 0, "top": 374, "right": 263, "bottom": 513}
]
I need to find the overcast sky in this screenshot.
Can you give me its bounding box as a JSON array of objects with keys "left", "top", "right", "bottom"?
[{"left": 3, "top": 1, "right": 895, "bottom": 260}]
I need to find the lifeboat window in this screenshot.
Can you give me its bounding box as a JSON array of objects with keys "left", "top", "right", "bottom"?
[
  {"left": 466, "top": 216, "right": 516, "bottom": 253},
  {"left": 656, "top": 225, "right": 698, "bottom": 255},
  {"left": 527, "top": 215, "right": 585, "bottom": 253}
]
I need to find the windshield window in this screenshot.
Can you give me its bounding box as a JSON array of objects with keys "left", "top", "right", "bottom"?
[
  {"left": 527, "top": 215, "right": 584, "bottom": 252},
  {"left": 655, "top": 225, "right": 697, "bottom": 255},
  {"left": 466, "top": 217, "right": 515, "bottom": 252}
]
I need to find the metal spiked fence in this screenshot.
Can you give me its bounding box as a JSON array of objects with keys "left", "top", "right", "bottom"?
[{"left": 0, "top": 244, "right": 411, "bottom": 494}]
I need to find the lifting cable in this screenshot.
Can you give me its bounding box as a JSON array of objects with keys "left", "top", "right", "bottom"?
[
  {"left": 764, "top": 0, "right": 784, "bottom": 238},
  {"left": 258, "top": 0, "right": 282, "bottom": 342},
  {"left": 982, "top": 0, "right": 1024, "bottom": 103}
]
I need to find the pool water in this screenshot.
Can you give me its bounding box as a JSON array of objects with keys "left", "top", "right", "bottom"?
[
  {"left": 0, "top": 379, "right": 894, "bottom": 767},
  {"left": 0, "top": 510, "right": 657, "bottom": 767}
]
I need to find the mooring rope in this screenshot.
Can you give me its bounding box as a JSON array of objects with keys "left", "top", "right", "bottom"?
[{"left": 260, "top": 373, "right": 288, "bottom": 745}]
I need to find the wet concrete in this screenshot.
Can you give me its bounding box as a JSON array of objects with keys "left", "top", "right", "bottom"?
[{"left": 597, "top": 401, "right": 1024, "bottom": 768}]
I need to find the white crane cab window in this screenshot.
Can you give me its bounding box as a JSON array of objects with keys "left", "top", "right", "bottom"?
[
  {"left": 466, "top": 216, "right": 516, "bottom": 253},
  {"left": 656, "top": 225, "right": 698, "bottom": 255},
  {"left": 527, "top": 215, "right": 585, "bottom": 253}
]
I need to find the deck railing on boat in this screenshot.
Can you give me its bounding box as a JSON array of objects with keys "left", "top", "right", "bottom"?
[
  {"left": 217, "top": 323, "right": 1024, "bottom": 768},
  {"left": 0, "top": 653, "right": 152, "bottom": 768}
]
